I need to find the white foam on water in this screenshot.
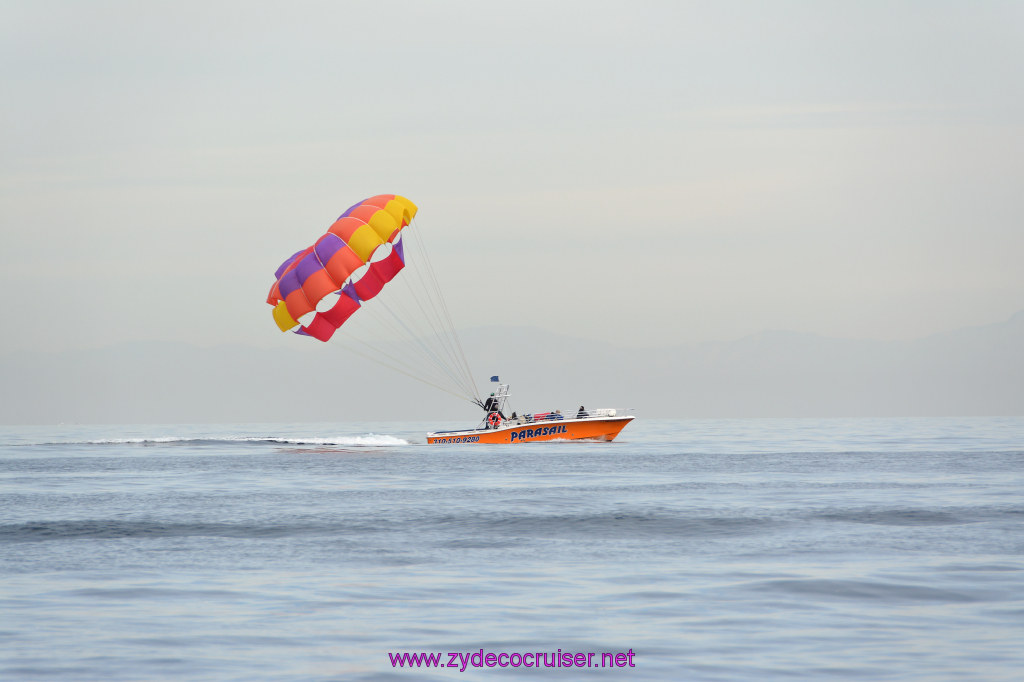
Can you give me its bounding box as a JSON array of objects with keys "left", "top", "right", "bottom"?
[
  {"left": 236, "top": 434, "right": 411, "bottom": 447},
  {"left": 84, "top": 437, "right": 193, "bottom": 444},
  {"left": 28, "top": 434, "right": 411, "bottom": 447}
]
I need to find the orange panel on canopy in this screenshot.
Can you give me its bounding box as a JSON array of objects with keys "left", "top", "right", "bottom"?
[
  {"left": 301, "top": 268, "right": 340, "bottom": 307},
  {"left": 328, "top": 216, "right": 371, "bottom": 245},
  {"left": 284, "top": 287, "right": 314, "bottom": 321},
  {"left": 323, "top": 245, "right": 363, "bottom": 285}
]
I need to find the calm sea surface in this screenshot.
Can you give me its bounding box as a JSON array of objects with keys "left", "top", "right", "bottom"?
[{"left": 1, "top": 418, "right": 1022, "bottom": 681}]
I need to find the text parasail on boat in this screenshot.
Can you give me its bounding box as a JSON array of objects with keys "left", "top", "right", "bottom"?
[{"left": 267, "top": 194, "right": 481, "bottom": 405}]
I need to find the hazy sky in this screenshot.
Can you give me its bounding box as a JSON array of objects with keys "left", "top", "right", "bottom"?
[{"left": 2, "top": 0, "right": 1022, "bottom": 354}]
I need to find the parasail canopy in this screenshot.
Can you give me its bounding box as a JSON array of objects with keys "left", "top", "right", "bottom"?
[
  {"left": 265, "top": 194, "right": 481, "bottom": 404},
  {"left": 267, "top": 194, "right": 418, "bottom": 342}
]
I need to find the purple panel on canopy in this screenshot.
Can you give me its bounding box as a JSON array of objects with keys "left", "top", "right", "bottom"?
[
  {"left": 274, "top": 249, "right": 306, "bottom": 279},
  {"left": 278, "top": 268, "right": 302, "bottom": 299},
  {"left": 393, "top": 237, "right": 405, "bottom": 264},
  {"left": 314, "top": 233, "right": 344, "bottom": 264},
  {"left": 295, "top": 252, "right": 323, "bottom": 284},
  {"left": 341, "top": 282, "right": 360, "bottom": 302}
]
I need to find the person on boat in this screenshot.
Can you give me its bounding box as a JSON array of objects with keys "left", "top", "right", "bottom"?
[
  {"left": 576, "top": 405, "right": 588, "bottom": 418},
  {"left": 481, "top": 393, "right": 506, "bottom": 428},
  {"left": 482, "top": 393, "right": 506, "bottom": 416}
]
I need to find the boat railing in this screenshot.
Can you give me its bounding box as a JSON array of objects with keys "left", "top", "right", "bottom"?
[
  {"left": 506, "top": 408, "right": 633, "bottom": 425},
  {"left": 575, "top": 408, "right": 634, "bottom": 419}
]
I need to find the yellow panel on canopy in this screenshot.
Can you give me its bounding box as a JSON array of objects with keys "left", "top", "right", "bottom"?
[
  {"left": 347, "top": 224, "right": 385, "bottom": 262},
  {"left": 272, "top": 301, "right": 298, "bottom": 331}
]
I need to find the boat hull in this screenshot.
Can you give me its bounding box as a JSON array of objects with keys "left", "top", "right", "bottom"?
[{"left": 426, "top": 416, "right": 634, "bottom": 444}]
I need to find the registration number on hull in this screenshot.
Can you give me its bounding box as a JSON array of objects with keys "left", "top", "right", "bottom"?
[
  {"left": 429, "top": 423, "right": 571, "bottom": 444},
  {"left": 430, "top": 435, "right": 481, "bottom": 444}
]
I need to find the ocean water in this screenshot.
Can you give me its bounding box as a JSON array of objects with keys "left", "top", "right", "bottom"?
[{"left": 1, "top": 417, "right": 1022, "bottom": 681}]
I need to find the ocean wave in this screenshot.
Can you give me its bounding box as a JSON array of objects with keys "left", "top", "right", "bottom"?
[
  {"left": 437, "top": 511, "right": 779, "bottom": 539},
  {"left": 811, "top": 505, "right": 1023, "bottom": 526},
  {"left": 748, "top": 577, "right": 997, "bottom": 604},
  {"left": 0, "top": 520, "right": 324, "bottom": 542},
  {"left": 0, "top": 512, "right": 774, "bottom": 544}
]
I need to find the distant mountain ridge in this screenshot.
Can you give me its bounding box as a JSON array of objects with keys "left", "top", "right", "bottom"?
[{"left": 2, "top": 311, "right": 1022, "bottom": 424}]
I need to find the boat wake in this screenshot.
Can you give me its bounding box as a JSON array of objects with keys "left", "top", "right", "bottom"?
[{"left": 21, "top": 434, "right": 411, "bottom": 448}]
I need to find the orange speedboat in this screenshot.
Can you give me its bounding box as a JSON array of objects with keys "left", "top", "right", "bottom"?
[{"left": 426, "top": 384, "right": 634, "bottom": 444}]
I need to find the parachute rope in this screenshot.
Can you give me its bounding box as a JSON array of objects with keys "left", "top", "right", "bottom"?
[
  {"left": 329, "top": 335, "right": 478, "bottom": 404},
  {"left": 349, "top": 288, "right": 475, "bottom": 399},
  {"left": 404, "top": 219, "right": 479, "bottom": 401}
]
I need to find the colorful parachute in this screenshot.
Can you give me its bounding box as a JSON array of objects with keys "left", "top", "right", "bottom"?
[{"left": 267, "top": 194, "right": 418, "bottom": 342}]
